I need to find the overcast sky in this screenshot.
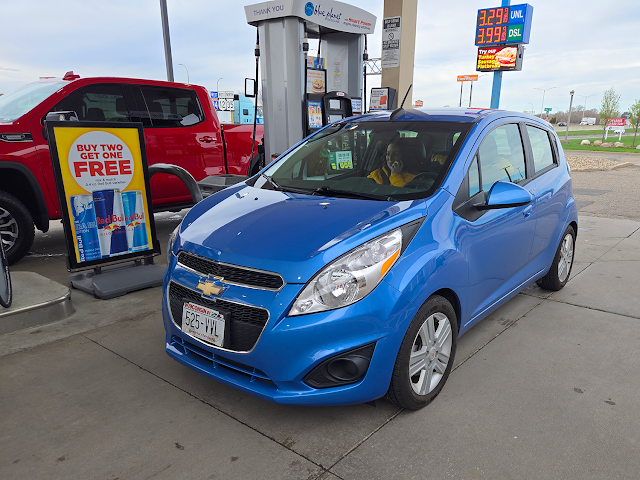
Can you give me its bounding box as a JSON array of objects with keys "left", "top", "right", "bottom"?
[{"left": 1, "top": 0, "right": 638, "bottom": 114}]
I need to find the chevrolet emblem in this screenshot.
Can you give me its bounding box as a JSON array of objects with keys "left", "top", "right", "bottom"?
[{"left": 196, "top": 276, "right": 227, "bottom": 297}]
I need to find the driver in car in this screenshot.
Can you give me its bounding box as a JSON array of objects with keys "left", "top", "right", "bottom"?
[{"left": 368, "top": 140, "right": 417, "bottom": 187}]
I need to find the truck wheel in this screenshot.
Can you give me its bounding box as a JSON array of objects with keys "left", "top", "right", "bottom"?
[{"left": 0, "top": 191, "right": 35, "bottom": 265}]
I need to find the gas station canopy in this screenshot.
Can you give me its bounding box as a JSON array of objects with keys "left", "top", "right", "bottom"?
[{"left": 245, "top": 0, "right": 377, "bottom": 35}]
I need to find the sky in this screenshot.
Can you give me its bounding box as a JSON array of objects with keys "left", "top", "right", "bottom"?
[{"left": 1, "top": 0, "right": 639, "bottom": 115}]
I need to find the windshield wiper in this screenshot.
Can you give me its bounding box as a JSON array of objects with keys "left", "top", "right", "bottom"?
[
  {"left": 314, "top": 186, "right": 397, "bottom": 201},
  {"left": 261, "top": 174, "right": 283, "bottom": 191},
  {"left": 260, "top": 174, "right": 315, "bottom": 195}
]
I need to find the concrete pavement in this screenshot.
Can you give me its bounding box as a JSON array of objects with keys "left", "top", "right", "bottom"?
[{"left": 1, "top": 213, "right": 640, "bottom": 479}]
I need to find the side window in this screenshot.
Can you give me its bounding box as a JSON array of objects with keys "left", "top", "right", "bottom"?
[
  {"left": 469, "top": 156, "right": 480, "bottom": 197},
  {"left": 526, "top": 125, "right": 556, "bottom": 173},
  {"left": 139, "top": 86, "right": 204, "bottom": 127},
  {"left": 478, "top": 123, "right": 526, "bottom": 192},
  {"left": 53, "top": 84, "right": 130, "bottom": 122}
]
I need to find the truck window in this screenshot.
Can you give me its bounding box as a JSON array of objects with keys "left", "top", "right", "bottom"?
[
  {"left": 53, "top": 84, "right": 131, "bottom": 122},
  {"left": 139, "top": 86, "right": 204, "bottom": 128}
]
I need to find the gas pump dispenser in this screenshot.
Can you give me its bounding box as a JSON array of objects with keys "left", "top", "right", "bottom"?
[
  {"left": 245, "top": 0, "right": 377, "bottom": 161},
  {"left": 305, "top": 91, "right": 353, "bottom": 137}
]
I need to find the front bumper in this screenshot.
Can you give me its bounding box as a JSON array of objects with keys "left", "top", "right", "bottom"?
[{"left": 162, "top": 257, "right": 417, "bottom": 406}]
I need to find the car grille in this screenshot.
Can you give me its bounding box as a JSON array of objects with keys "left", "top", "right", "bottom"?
[
  {"left": 176, "top": 251, "right": 284, "bottom": 290},
  {"left": 169, "top": 281, "right": 269, "bottom": 352}
]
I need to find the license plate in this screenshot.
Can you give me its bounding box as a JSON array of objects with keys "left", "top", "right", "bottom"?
[{"left": 182, "top": 301, "right": 226, "bottom": 347}]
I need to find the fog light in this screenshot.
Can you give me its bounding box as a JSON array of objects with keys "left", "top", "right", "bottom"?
[{"left": 304, "top": 343, "right": 376, "bottom": 389}]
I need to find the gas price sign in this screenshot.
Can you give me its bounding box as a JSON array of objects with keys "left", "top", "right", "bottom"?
[{"left": 475, "top": 4, "right": 533, "bottom": 46}]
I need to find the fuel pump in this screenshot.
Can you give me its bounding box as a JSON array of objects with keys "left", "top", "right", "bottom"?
[{"left": 305, "top": 91, "right": 354, "bottom": 137}]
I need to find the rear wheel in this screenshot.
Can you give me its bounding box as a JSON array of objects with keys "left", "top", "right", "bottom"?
[
  {"left": 0, "top": 191, "right": 35, "bottom": 265},
  {"left": 537, "top": 225, "right": 575, "bottom": 291},
  {"left": 387, "top": 295, "right": 458, "bottom": 410}
]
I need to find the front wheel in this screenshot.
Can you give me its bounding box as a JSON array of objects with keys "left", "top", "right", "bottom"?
[
  {"left": 0, "top": 191, "right": 35, "bottom": 265},
  {"left": 537, "top": 225, "right": 575, "bottom": 291},
  {"left": 386, "top": 295, "right": 458, "bottom": 410}
]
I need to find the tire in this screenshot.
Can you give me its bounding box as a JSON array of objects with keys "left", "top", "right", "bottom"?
[
  {"left": 0, "top": 191, "right": 35, "bottom": 265},
  {"left": 537, "top": 225, "right": 575, "bottom": 291},
  {"left": 386, "top": 295, "right": 458, "bottom": 410}
]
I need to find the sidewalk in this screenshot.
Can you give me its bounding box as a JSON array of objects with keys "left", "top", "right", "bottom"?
[{"left": 1, "top": 214, "right": 639, "bottom": 479}]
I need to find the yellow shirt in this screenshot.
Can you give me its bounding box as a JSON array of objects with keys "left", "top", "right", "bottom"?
[{"left": 368, "top": 167, "right": 416, "bottom": 187}]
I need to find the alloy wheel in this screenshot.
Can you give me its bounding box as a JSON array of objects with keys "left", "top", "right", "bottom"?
[
  {"left": 409, "top": 312, "right": 453, "bottom": 396},
  {"left": 0, "top": 206, "right": 18, "bottom": 253},
  {"left": 558, "top": 232, "right": 574, "bottom": 283}
]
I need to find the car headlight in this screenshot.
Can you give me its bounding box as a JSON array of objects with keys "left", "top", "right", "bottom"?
[
  {"left": 167, "top": 222, "right": 181, "bottom": 262},
  {"left": 289, "top": 228, "right": 403, "bottom": 316}
]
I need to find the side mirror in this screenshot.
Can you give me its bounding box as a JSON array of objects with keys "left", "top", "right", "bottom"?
[
  {"left": 245, "top": 78, "right": 256, "bottom": 98},
  {"left": 45, "top": 111, "right": 79, "bottom": 122},
  {"left": 43, "top": 111, "right": 79, "bottom": 141},
  {"left": 475, "top": 181, "right": 533, "bottom": 210}
]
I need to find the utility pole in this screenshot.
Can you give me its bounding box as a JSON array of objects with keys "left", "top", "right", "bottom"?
[
  {"left": 159, "top": 0, "right": 174, "bottom": 82},
  {"left": 565, "top": 90, "right": 574, "bottom": 142}
]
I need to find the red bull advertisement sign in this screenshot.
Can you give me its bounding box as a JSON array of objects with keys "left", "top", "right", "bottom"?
[{"left": 47, "top": 122, "right": 160, "bottom": 271}]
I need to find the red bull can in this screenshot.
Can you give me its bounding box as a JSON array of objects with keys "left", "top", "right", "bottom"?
[
  {"left": 70, "top": 194, "right": 101, "bottom": 262},
  {"left": 93, "top": 189, "right": 129, "bottom": 258},
  {"left": 121, "top": 190, "right": 149, "bottom": 252}
]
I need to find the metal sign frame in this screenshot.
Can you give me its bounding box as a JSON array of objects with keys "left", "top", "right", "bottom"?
[
  {"left": 47, "top": 121, "right": 161, "bottom": 272},
  {"left": 0, "top": 241, "right": 11, "bottom": 308}
]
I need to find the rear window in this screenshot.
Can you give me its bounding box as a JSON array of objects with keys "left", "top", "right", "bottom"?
[{"left": 139, "top": 86, "right": 203, "bottom": 127}]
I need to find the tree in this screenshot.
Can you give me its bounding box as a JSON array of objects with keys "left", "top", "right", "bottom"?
[
  {"left": 629, "top": 99, "right": 640, "bottom": 147},
  {"left": 600, "top": 87, "right": 621, "bottom": 141}
]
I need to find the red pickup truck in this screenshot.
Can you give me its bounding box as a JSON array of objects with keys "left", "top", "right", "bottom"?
[{"left": 0, "top": 73, "right": 263, "bottom": 264}]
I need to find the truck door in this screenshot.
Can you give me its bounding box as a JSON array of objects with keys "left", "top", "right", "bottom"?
[{"left": 136, "top": 85, "right": 223, "bottom": 208}]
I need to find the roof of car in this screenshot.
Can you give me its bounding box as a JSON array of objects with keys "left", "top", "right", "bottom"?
[
  {"left": 29, "top": 76, "right": 199, "bottom": 90},
  {"left": 353, "top": 107, "right": 549, "bottom": 127}
]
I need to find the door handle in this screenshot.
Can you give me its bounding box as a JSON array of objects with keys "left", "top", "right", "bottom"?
[
  {"left": 523, "top": 205, "right": 533, "bottom": 218},
  {"left": 199, "top": 136, "right": 214, "bottom": 143}
]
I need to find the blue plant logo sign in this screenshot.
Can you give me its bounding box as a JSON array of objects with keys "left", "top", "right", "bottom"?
[{"left": 305, "top": 2, "right": 314, "bottom": 16}]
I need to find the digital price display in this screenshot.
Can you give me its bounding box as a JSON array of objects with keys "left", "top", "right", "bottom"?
[
  {"left": 476, "top": 45, "right": 523, "bottom": 72},
  {"left": 475, "top": 4, "right": 533, "bottom": 46}
]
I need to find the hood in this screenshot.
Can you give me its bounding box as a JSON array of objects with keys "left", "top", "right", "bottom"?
[{"left": 178, "top": 184, "right": 427, "bottom": 283}]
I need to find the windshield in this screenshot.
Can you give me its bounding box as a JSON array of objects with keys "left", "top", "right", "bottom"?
[
  {"left": 0, "top": 81, "right": 67, "bottom": 122},
  {"left": 254, "top": 120, "right": 471, "bottom": 201}
]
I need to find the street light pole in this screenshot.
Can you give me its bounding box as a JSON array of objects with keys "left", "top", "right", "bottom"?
[
  {"left": 217, "top": 78, "right": 223, "bottom": 93},
  {"left": 469, "top": 74, "right": 488, "bottom": 108},
  {"left": 565, "top": 90, "right": 574, "bottom": 142},
  {"left": 576, "top": 93, "right": 596, "bottom": 121},
  {"left": 159, "top": 0, "right": 174, "bottom": 82},
  {"left": 534, "top": 86, "right": 556, "bottom": 117},
  {"left": 178, "top": 63, "right": 189, "bottom": 85},
  {"left": 528, "top": 102, "right": 535, "bottom": 115}
]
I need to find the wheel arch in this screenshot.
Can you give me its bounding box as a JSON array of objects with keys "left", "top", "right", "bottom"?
[
  {"left": 569, "top": 220, "right": 578, "bottom": 238},
  {"left": 0, "top": 162, "right": 50, "bottom": 232},
  {"left": 431, "top": 288, "right": 462, "bottom": 331}
]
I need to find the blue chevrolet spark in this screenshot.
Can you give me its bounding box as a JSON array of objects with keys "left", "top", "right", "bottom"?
[{"left": 162, "top": 108, "right": 577, "bottom": 410}]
